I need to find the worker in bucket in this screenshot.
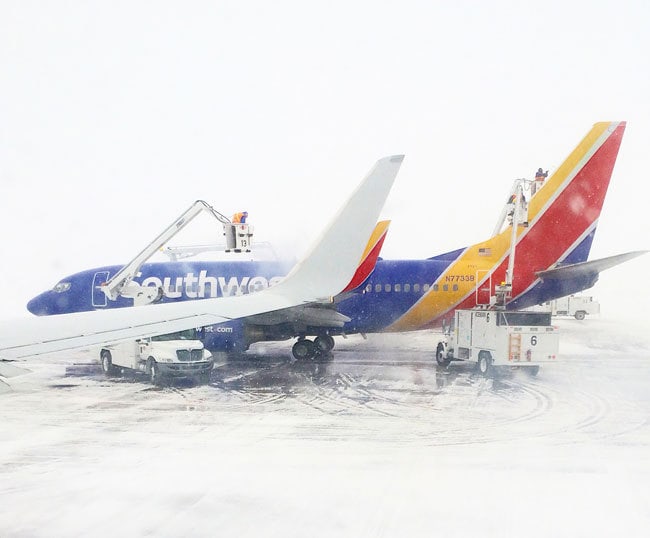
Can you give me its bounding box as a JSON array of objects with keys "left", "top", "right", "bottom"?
[
  {"left": 506, "top": 191, "right": 527, "bottom": 226},
  {"left": 232, "top": 211, "right": 248, "bottom": 224},
  {"left": 532, "top": 167, "right": 548, "bottom": 195}
]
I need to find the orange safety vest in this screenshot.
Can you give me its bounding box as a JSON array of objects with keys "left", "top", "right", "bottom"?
[{"left": 232, "top": 212, "right": 247, "bottom": 224}]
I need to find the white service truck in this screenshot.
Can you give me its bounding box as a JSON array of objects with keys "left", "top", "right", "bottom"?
[
  {"left": 100, "top": 328, "right": 214, "bottom": 385},
  {"left": 436, "top": 309, "right": 559, "bottom": 376},
  {"left": 527, "top": 295, "right": 600, "bottom": 320},
  {"left": 547, "top": 295, "right": 600, "bottom": 320}
]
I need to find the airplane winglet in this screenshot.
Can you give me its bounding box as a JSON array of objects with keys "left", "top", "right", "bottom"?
[
  {"left": 278, "top": 155, "right": 403, "bottom": 301},
  {"left": 340, "top": 220, "right": 391, "bottom": 293}
]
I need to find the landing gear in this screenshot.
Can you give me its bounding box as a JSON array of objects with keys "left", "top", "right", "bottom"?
[
  {"left": 292, "top": 334, "right": 335, "bottom": 360},
  {"left": 292, "top": 339, "right": 317, "bottom": 360},
  {"left": 314, "top": 335, "right": 335, "bottom": 354}
]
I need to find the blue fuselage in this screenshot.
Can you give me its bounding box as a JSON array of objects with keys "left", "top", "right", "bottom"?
[
  {"left": 28, "top": 259, "right": 449, "bottom": 333},
  {"left": 27, "top": 257, "right": 591, "bottom": 352}
]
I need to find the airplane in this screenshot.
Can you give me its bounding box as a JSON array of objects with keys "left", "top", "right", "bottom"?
[
  {"left": 0, "top": 155, "right": 404, "bottom": 366},
  {"left": 24, "top": 122, "right": 646, "bottom": 361}
]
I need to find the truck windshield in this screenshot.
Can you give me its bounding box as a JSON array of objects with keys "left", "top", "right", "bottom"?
[
  {"left": 151, "top": 329, "right": 199, "bottom": 341},
  {"left": 497, "top": 312, "right": 552, "bottom": 326}
]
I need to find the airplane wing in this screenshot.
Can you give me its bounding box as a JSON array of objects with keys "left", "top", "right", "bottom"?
[
  {"left": 0, "top": 155, "right": 404, "bottom": 361},
  {"left": 536, "top": 251, "right": 648, "bottom": 281}
]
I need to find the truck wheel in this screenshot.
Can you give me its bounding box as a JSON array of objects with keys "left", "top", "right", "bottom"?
[
  {"left": 198, "top": 372, "right": 211, "bottom": 384},
  {"left": 574, "top": 310, "right": 586, "bottom": 320},
  {"left": 148, "top": 358, "right": 163, "bottom": 386},
  {"left": 477, "top": 351, "right": 492, "bottom": 376},
  {"left": 100, "top": 350, "right": 117, "bottom": 377},
  {"left": 436, "top": 342, "right": 450, "bottom": 367},
  {"left": 527, "top": 366, "right": 540, "bottom": 376}
]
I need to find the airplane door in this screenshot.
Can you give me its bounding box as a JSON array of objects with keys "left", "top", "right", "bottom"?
[{"left": 92, "top": 271, "right": 110, "bottom": 308}]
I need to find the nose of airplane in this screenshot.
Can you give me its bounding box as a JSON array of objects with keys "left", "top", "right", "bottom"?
[{"left": 27, "top": 292, "right": 57, "bottom": 316}]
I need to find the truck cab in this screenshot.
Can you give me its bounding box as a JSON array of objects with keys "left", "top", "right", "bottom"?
[{"left": 100, "top": 328, "right": 214, "bottom": 384}]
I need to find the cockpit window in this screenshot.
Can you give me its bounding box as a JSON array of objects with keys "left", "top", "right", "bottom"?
[{"left": 53, "top": 282, "right": 71, "bottom": 293}]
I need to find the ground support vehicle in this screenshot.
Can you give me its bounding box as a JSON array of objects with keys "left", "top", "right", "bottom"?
[
  {"left": 548, "top": 295, "right": 599, "bottom": 320},
  {"left": 436, "top": 309, "right": 559, "bottom": 376},
  {"left": 100, "top": 329, "right": 214, "bottom": 385},
  {"left": 527, "top": 295, "right": 600, "bottom": 320}
]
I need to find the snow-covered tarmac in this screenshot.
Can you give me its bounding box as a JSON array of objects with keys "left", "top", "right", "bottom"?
[{"left": 1, "top": 318, "right": 649, "bottom": 537}]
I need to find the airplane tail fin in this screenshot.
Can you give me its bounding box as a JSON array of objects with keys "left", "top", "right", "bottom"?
[
  {"left": 402, "top": 122, "right": 626, "bottom": 325},
  {"left": 522, "top": 121, "right": 626, "bottom": 264},
  {"left": 497, "top": 121, "right": 627, "bottom": 306},
  {"left": 387, "top": 123, "right": 630, "bottom": 331}
]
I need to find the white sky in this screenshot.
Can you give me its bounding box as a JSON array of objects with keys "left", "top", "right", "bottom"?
[{"left": 1, "top": 0, "right": 649, "bottom": 319}]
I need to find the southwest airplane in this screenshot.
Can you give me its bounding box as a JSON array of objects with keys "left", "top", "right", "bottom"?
[
  {"left": 0, "top": 155, "right": 403, "bottom": 367},
  {"left": 25, "top": 122, "right": 645, "bottom": 360}
]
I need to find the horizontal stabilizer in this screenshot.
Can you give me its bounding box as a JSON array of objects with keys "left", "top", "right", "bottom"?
[{"left": 536, "top": 251, "right": 648, "bottom": 281}]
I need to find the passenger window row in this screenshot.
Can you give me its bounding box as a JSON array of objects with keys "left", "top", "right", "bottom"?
[{"left": 367, "top": 283, "right": 460, "bottom": 293}]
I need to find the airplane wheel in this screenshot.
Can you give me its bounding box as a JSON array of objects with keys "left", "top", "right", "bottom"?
[
  {"left": 100, "top": 350, "right": 117, "bottom": 376},
  {"left": 292, "top": 339, "right": 316, "bottom": 360},
  {"left": 436, "top": 342, "right": 450, "bottom": 367},
  {"left": 477, "top": 351, "right": 492, "bottom": 376},
  {"left": 314, "top": 335, "right": 335, "bottom": 353}
]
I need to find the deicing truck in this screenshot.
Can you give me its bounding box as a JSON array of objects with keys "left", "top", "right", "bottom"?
[{"left": 100, "top": 328, "right": 213, "bottom": 384}]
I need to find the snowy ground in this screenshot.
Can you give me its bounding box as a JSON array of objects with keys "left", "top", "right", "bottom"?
[{"left": 1, "top": 317, "right": 649, "bottom": 538}]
